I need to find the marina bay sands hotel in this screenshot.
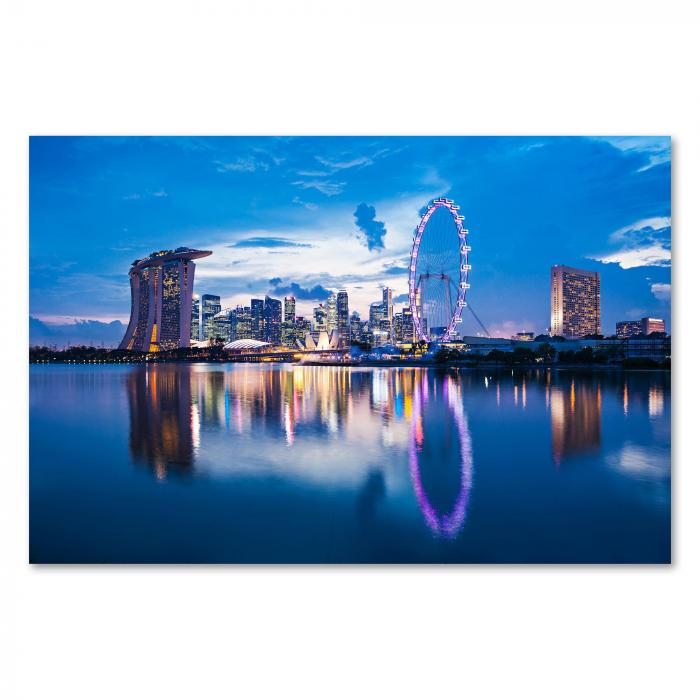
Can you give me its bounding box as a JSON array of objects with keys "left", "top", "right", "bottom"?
[{"left": 119, "top": 247, "right": 212, "bottom": 352}]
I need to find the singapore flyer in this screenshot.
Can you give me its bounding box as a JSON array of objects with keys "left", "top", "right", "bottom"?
[{"left": 408, "top": 197, "right": 470, "bottom": 343}]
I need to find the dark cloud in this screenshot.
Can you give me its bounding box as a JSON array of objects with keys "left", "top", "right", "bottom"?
[
  {"left": 393, "top": 293, "right": 409, "bottom": 304},
  {"left": 268, "top": 279, "right": 332, "bottom": 300},
  {"left": 353, "top": 203, "right": 387, "bottom": 251},
  {"left": 229, "top": 237, "right": 313, "bottom": 249}
]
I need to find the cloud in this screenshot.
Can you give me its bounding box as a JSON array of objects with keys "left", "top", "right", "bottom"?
[
  {"left": 315, "top": 155, "right": 374, "bottom": 171},
  {"left": 593, "top": 136, "right": 671, "bottom": 172},
  {"left": 393, "top": 293, "right": 409, "bottom": 304},
  {"left": 292, "top": 179, "right": 345, "bottom": 196},
  {"left": 651, "top": 283, "right": 671, "bottom": 301},
  {"left": 354, "top": 203, "right": 387, "bottom": 252},
  {"left": 30, "top": 316, "right": 126, "bottom": 348},
  {"left": 292, "top": 196, "right": 318, "bottom": 211},
  {"left": 121, "top": 189, "right": 168, "bottom": 201},
  {"left": 268, "top": 279, "right": 332, "bottom": 301},
  {"left": 229, "top": 237, "right": 313, "bottom": 249},
  {"left": 591, "top": 217, "right": 671, "bottom": 269},
  {"left": 215, "top": 157, "right": 270, "bottom": 173}
]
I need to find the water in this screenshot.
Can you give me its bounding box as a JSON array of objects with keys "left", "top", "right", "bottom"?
[{"left": 29, "top": 364, "right": 671, "bottom": 563}]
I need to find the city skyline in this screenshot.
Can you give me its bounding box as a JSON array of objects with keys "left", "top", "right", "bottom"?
[{"left": 29, "top": 136, "right": 671, "bottom": 341}]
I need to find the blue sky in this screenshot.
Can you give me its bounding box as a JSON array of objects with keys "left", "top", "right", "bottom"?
[{"left": 29, "top": 136, "right": 671, "bottom": 337}]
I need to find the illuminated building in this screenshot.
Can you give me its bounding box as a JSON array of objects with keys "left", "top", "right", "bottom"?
[
  {"left": 232, "top": 305, "right": 252, "bottom": 340},
  {"left": 382, "top": 287, "right": 393, "bottom": 336},
  {"left": 369, "top": 301, "right": 383, "bottom": 331},
  {"left": 263, "top": 295, "right": 282, "bottom": 344},
  {"left": 512, "top": 331, "right": 535, "bottom": 341},
  {"left": 251, "top": 298, "right": 264, "bottom": 340},
  {"left": 119, "top": 247, "right": 211, "bottom": 352},
  {"left": 350, "top": 311, "right": 362, "bottom": 343},
  {"left": 201, "top": 294, "right": 221, "bottom": 341},
  {"left": 313, "top": 303, "right": 327, "bottom": 331},
  {"left": 550, "top": 264, "right": 601, "bottom": 338},
  {"left": 336, "top": 289, "right": 349, "bottom": 347},
  {"left": 393, "top": 312, "right": 404, "bottom": 342},
  {"left": 284, "top": 295, "right": 296, "bottom": 322},
  {"left": 191, "top": 294, "right": 200, "bottom": 341},
  {"left": 617, "top": 317, "right": 666, "bottom": 338},
  {"left": 327, "top": 292, "right": 338, "bottom": 333},
  {"left": 402, "top": 308, "right": 415, "bottom": 344},
  {"left": 642, "top": 317, "right": 666, "bottom": 335},
  {"left": 213, "top": 310, "right": 233, "bottom": 342}
]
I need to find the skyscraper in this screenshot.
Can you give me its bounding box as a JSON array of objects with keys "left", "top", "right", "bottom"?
[
  {"left": 382, "top": 287, "right": 393, "bottom": 323},
  {"left": 313, "top": 303, "right": 327, "bottom": 331},
  {"left": 369, "top": 301, "right": 384, "bottom": 331},
  {"left": 401, "top": 308, "right": 415, "bottom": 344},
  {"left": 350, "top": 311, "right": 362, "bottom": 343},
  {"left": 550, "top": 265, "right": 601, "bottom": 339},
  {"left": 263, "top": 295, "right": 282, "bottom": 344},
  {"left": 119, "top": 247, "right": 211, "bottom": 352},
  {"left": 336, "top": 289, "right": 349, "bottom": 347},
  {"left": 191, "top": 294, "right": 200, "bottom": 341},
  {"left": 201, "top": 294, "right": 222, "bottom": 341},
  {"left": 326, "top": 292, "right": 338, "bottom": 334},
  {"left": 284, "top": 296, "right": 296, "bottom": 322},
  {"left": 251, "top": 298, "right": 264, "bottom": 340},
  {"left": 232, "top": 305, "right": 252, "bottom": 340}
]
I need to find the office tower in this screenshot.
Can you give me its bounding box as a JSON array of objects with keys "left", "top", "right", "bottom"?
[
  {"left": 350, "top": 311, "right": 362, "bottom": 344},
  {"left": 313, "top": 303, "right": 327, "bottom": 331},
  {"left": 369, "top": 301, "right": 384, "bottom": 331},
  {"left": 382, "top": 287, "right": 393, "bottom": 336},
  {"left": 401, "top": 308, "right": 415, "bottom": 344},
  {"left": 616, "top": 320, "right": 643, "bottom": 338},
  {"left": 336, "top": 289, "right": 349, "bottom": 347},
  {"left": 284, "top": 295, "right": 296, "bottom": 323},
  {"left": 251, "top": 298, "right": 264, "bottom": 340},
  {"left": 191, "top": 294, "right": 200, "bottom": 341},
  {"left": 294, "top": 317, "right": 312, "bottom": 344},
  {"left": 213, "top": 310, "right": 233, "bottom": 342},
  {"left": 232, "top": 305, "right": 252, "bottom": 340},
  {"left": 119, "top": 247, "right": 212, "bottom": 352},
  {"left": 642, "top": 317, "right": 666, "bottom": 335},
  {"left": 617, "top": 317, "right": 666, "bottom": 338},
  {"left": 263, "top": 295, "right": 282, "bottom": 344},
  {"left": 393, "top": 312, "right": 404, "bottom": 342},
  {"left": 201, "top": 294, "right": 222, "bottom": 341},
  {"left": 326, "top": 292, "right": 338, "bottom": 334},
  {"left": 550, "top": 265, "right": 601, "bottom": 339}
]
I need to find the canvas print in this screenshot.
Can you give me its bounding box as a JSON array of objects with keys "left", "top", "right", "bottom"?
[{"left": 29, "top": 136, "right": 671, "bottom": 563}]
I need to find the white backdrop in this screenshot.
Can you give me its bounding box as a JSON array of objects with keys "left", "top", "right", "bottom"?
[{"left": 1, "top": 2, "right": 698, "bottom": 699}]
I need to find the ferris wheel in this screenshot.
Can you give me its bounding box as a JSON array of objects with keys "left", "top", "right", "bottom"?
[{"left": 408, "top": 198, "right": 470, "bottom": 343}]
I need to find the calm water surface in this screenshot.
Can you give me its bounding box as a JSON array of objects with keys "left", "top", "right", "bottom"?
[{"left": 30, "top": 364, "right": 671, "bottom": 563}]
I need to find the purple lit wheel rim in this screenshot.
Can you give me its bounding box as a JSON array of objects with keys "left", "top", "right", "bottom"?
[{"left": 408, "top": 198, "right": 469, "bottom": 343}]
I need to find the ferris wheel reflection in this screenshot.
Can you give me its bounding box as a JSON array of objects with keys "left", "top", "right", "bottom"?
[{"left": 408, "top": 371, "right": 473, "bottom": 539}]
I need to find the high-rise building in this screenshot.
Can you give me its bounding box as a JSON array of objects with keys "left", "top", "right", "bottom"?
[
  {"left": 232, "top": 305, "right": 252, "bottom": 340},
  {"left": 191, "top": 294, "right": 200, "bottom": 341},
  {"left": 336, "top": 289, "right": 349, "bottom": 347},
  {"left": 213, "top": 310, "right": 233, "bottom": 342},
  {"left": 327, "top": 292, "right": 338, "bottom": 334},
  {"left": 550, "top": 265, "right": 601, "bottom": 339},
  {"left": 616, "top": 316, "right": 666, "bottom": 338},
  {"left": 350, "top": 311, "right": 362, "bottom": 344},
  {"left": 251, "top": 298, "right": 264, "bottom": 340},
  {"left": 313, "top": 303, "right": 327, "bottom": 331},
  {"left": 119, "top": 247, "right": 212, "bottom": 352},
  {"left": 369, "top": 301, "right": 384, "bottom": 331},
  {"left": 382, "top": 287, "right": 393, "bottom": 335},
  {"left": 284, "top": 296, "right": 296, "bottom": 323},
  {"left": 393, "top": 312, "right": 404, "bottom": 343},
  {"left": 263, "top": 295, "right": 282, "bottom": 344},
  {"left": 201, "top": 294, "right": 222, "bottom": 341},
  {"left": 642, "top": 317, "right": 666, "bottom": 335},
  {"left": 401, "top": 308, "right": 415, "bottom": 344}
]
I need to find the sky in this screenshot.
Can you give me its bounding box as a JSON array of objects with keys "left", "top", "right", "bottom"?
[{"left": 29, "top": 135, "right": 671, "bottom": 341}]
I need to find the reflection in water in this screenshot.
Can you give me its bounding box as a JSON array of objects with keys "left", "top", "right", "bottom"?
[
  {"left": 409, "top": 372, "right": 473, "bottom": 539},
  {"left": 127, "top": 367, "right": 194, "bottom": 479},
  {"left": 550, "top": 376, "right": 601, "bottom": 466}
]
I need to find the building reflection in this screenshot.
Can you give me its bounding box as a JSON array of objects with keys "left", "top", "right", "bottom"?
[
  {"left": 550, "top": 376, "right": 601, "bottom": 466},
  {"left": 408, "top": 371, "right": 473, "bottom": 539},
  {"left": 127, "top": 366, "right": 195, "bottom": 480}
]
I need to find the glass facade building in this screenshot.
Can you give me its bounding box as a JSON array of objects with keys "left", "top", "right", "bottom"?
[
  {"left": 191, "top": 294, "right": 200, "bottom": 341},
  {"left": 263, "top": 295, "right": 282, "bottom": 344},
  {"left": 550, "top": 265, "right": 601, "bottom": 339},
  {"left": 336, "top": 289, "right": 349, "bottom": 347},
  {"left": 201, "top": 294, "right": 222, "bottom": 341},
  {"left": 119, "top": 247, "right": 211, "bottom": 352},
  {"left": 251, "top": 298, "right": 264, "bottom": 340}
]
